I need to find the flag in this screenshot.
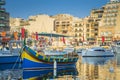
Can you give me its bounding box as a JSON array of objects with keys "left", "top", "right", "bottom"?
[
  {"left": 62, "top": 37, "right": 66, "bottom": 44},
  {"left": 1, "top": 31, "right": 6, "bottom": 37},
  {"left": 102, "top": 36, "right": 105, "bottom": 43},
  {"left": 36, "top": 32, "right": 38, "bottom": 40},
  {"left": 14, "top": 32, "right": 18, "bottom": 40},
  {"left": 31, "top": 33, "right": 35, "bottom": 39},
  {"left": 21, "top": 28, "right": 25, "bottom": 38}
]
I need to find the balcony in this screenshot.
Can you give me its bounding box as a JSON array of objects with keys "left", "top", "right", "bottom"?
[
  {"left": 0, "top": 8, "right": 5, "bottom": 12},
  {"left": 0, "top": 23, "right": 5, "bottom": 26},
  {"left": 91, "top": 30, "right": 98, "bottom": 33},
  {"left": 0, "top": 16, "right": 5, "bottom": 20},
  {"left": 0, "top": 0, "right": 5, "bottom": 5}
]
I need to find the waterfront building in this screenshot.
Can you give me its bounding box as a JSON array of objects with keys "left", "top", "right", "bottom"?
[
  {"left": 98, "top": 0, "right": 120, "bottom": 44},
  {"left": 10, "top": 17, "right": 28, "bottom": 32},
  {"left": 52, "top": 14, "right": 74, "bottom": 36},
  {"left": 83, "top": 17, "right": 98, "bottom": 44},
  {"left": 10, "top": 15, "right": 55, "bottom": 34},
  {"left": 73, "top": 18, "right": 84, "bottom": 44},
  {"left": 90, "top": 8, "right": 103, "bottom": 21},
  {"left": 25, "top": 14, "right": 55, "bottom": 34},
  {"left": 0, "top": 0, "right": 10, "bottom": 36},
  {"left": 87, "top": 8, "right": 103, "bottom": 44}
]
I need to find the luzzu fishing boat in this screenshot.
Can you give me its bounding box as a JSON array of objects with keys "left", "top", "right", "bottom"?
[
  {"left": 21, "top": 32, "right": 78, "bottom": 70},
  {"left": 21, "top": 45, "right": 78, "bottom": 70}
]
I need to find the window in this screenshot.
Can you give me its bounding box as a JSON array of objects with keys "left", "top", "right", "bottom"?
[
  {"left": 87, "top": 29, "right": 89, "bottom": 32},
  {"left": 75, "top": 34, "right": 77, "bottom": 37},
  {"left": 75, "top": 29, "right": 77, "bottom": 32},
  {"left": 79, "top": 24, "right": 82, "bottom": 26},
  {"left": 75, "top": 24, "right": 77, "bottom": 27},
  {"left": 100, "top": 32, "right": 104, "bottom": 36},
  {"left": 79, "top": 34, "right": 81, "bottom": 37},
  {"left": 86, "top": 24, "right": 89, "bottom": 27}
]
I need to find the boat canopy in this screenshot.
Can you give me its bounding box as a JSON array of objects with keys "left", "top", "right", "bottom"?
[{"left": 38, "top": 32, "right": 73, "bottom": 37}]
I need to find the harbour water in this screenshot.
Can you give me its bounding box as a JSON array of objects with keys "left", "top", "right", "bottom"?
[{"left": 0, "top": 51, "right": 120, "bottom": 80}]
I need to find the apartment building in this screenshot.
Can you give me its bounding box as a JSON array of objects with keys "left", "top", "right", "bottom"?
[
  {"left": 73, "top": 18, "right": 84, "bottom": 44},
  {"left": 10, "top": 17, "right": 28, "bottom": 32},
  {"left": 83, "top": 17, "right": 97, "bottom": 44},
  {"left": 85, "top": 8, "right": 104, "bottom": 44},
  {"left": 98, "top": 0, "right": 120, "bottom": 44},
  {"left": 0, "top": 0, "right": 10, "bottom": 35},
  {"left": 25, "top": 14, "right": 55, "bottom": 34},
  {"left": 52, "top": 14, "right": 74, "bottom": 36}
]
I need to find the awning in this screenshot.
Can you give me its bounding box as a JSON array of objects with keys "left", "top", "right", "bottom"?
[
  {"left": 38, "top": 32, "right": 73, "bottom": 37},
  {"left": 2, "top": 37, "right": 11, "bottom": 42}
]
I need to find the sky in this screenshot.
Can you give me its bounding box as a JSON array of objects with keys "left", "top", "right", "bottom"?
[{"left": 5, "top": 0, "right": 109, "bottom": 19}]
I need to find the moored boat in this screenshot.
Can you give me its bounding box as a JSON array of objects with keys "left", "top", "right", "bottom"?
[
  {"left": 0, "top": 40, "right": 22, "bottom": 70},
  {"left": 21, "top": 30, "right": 78, "bottom": 70},
  {"left": 82, "top": 47, "right": 114, "bottom": 57},
  {"left": 21, "top": 45, "right": 78, "bottom": 70}
]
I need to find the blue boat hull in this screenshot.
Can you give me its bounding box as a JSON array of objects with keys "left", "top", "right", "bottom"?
[
  {"left": 0, "top": 56, "right": 22, "bottom": 70},
  {"left": 22, "top": 58, "right": 76, "bottom": 70}
]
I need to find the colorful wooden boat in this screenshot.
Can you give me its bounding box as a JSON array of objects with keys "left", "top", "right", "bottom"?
[{"left": 21, "top": 46, "right": 78, "bottom": 70}]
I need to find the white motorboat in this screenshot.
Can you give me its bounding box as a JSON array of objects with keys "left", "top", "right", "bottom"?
[{"left": 82, "top": 47, "right": 114, "bottom": 57}]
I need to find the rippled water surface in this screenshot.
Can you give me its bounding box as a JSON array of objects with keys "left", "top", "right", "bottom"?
[{"left": 1, "top": 51, "right": 120, "bottom": 80}]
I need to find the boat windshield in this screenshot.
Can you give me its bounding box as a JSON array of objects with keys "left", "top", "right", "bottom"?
[
  {"left": 90, "top": 47, "right": 105, "bottom": 52},
  {"left": 94, "top": 49, "right": 105, "bottom": 52},
  {"left": 117, "top": 42, "right": 120, "bottom": 45}
]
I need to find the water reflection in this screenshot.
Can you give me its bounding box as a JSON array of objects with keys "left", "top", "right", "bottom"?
[
  {"left": 82, "top": 57, "right": 114, "bottom": 65},
  {"left": 76, "top": 56, "right": 119, "bottom": 80},
  {"left": 23, "top": 67, "right": 78, "bottom": 80},
  {"left": 23, "top": 56, "right": 118, "bottom": 80},
  {"left": 1, "top": 56, "right": 120, "bottom": 80},
  {"left": 116, "top": 50, "right": 120, "bottom": 65}
]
